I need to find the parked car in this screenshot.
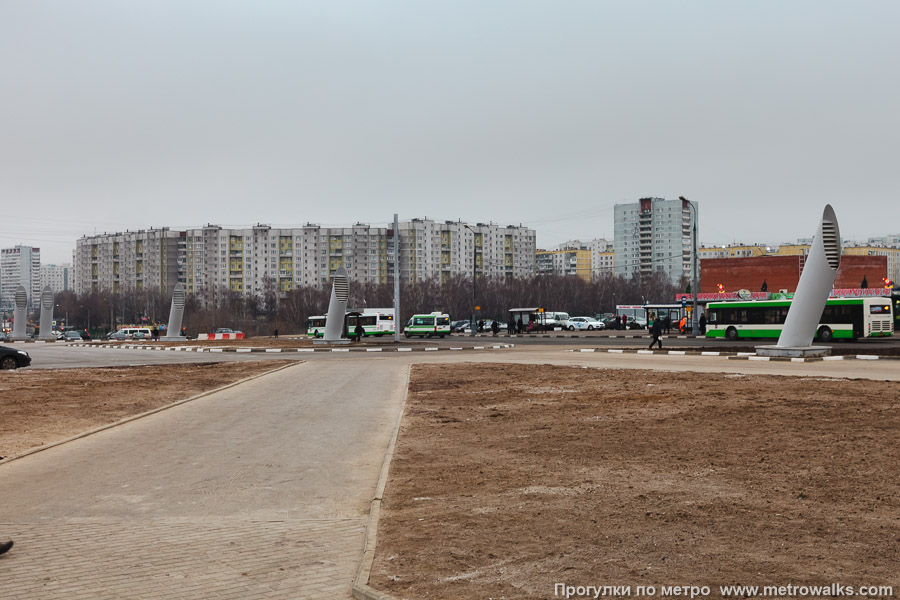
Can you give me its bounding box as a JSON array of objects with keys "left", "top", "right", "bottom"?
[
  {"left": 0, "top": 346, "right": 31, "bottom": 369},
  {"left": 450, "top": 320, "right": 469, "bottom": 333},
  {"left": 214, "top": 328, "right": 241, "bottom": 335},
  {"left": 0, "top": 331, "right": 10, "bottom": 343},
  {"left": 79, "top": 330, "right": 92, "bottom": 341},
  {"left": 107, "top": 330, "right": 130, "bottom": 341},
  {"left": 627, "top": 316, "right": 646, "bottom": 330},
  {"left": 63, "top": 331, "right": 83, "bottom": 342},
  {"left": 567, "top": 316, "right": 604, "bottom": 331}
]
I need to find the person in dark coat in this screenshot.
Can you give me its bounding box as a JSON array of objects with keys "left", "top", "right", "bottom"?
[
  {"left": 699, "top": 313, "right": 707, "bottom": 335},
  {"left": 354, "top": 323, "right": 365, "bottom": 342},
  {"left": 491, "top": 320, "right": 500, "bottom": 336},
  {"left": 649, "top": 318, "right": 663, "bottom": 349},
  {"left": 516, "top": 317, "right": 523, "bottom": 334}
]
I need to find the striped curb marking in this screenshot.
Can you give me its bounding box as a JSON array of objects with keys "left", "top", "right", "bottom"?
[
  {"left": 67, "top": 343, "right": 516, "bottom": 353},
  {"left": 566, "top": 348, "right": 899, "bottom": 362}
]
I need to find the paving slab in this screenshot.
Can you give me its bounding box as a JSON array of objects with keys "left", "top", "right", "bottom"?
[{"left": 0, "top": 359, "right": 407, "bottom": 599}]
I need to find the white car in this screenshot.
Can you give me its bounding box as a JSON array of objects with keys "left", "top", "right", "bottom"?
[{"left": 567, "top": 316, "right": 604, "bottom": 331}]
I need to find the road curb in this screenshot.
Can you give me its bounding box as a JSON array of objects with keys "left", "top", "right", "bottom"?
[
  {"left": 0, "top": 362, "right": 299, "bottom": 467},
  {"left": 351, "top": 366, "right": 410, "bottom": 600}
]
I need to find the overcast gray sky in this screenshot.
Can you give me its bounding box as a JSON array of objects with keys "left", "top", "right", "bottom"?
[{"left": 3, "top": 1, "right": 898, "bottom": 263}]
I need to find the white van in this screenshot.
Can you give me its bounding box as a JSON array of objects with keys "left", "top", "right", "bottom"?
[
  {"left": 542, "top": 312, "right": 570, "bottom": 330},
  {"left": 111, "top": 327, "right": 154, "bottom": 340}
]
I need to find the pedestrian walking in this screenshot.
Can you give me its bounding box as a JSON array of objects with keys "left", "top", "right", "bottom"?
[
  {"left": 273, "top": 328, "right": 279, "bottom": 339},
  {"left": 621, "top": 314, "right": 627, "bottom": 330},
  {"left": 507, "top": 318, "right": 515, "bottom": 335},
  {"left": 0, "top": 540, "right": 12, "bottom": 556},
  {"left": 664, "top": 316, "right": 671, "bottom": 335},
  {"left": 699, "top": 314, "right": 707, "bottom": 335},
  {"left": 354, "top": 323, "right": 364, "bottom": 342},
  {"left": 491, "top": 320, "right": 500, "bottom": 336},
  {"left": 649, "top": 318, "right": 663, "bottom": 349}
]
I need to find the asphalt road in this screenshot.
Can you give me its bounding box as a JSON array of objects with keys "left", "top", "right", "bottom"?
[{"left": 11, "top": 338, "right": 900, "bottom": 381}]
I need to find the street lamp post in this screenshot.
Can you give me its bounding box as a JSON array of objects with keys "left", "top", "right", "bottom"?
[{"left": 679, "top": 196, "right": 700, "bottom": 336}]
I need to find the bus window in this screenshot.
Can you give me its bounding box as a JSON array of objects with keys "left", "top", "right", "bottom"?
[{"left": 436, "top": 316, "right": 450, "bottom": 326}]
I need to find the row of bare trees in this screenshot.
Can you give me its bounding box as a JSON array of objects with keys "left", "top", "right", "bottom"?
[{"left": 47, "top": 272, "right": 685, "bottom": 337}]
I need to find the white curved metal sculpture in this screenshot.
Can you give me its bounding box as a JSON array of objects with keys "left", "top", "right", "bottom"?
[
  {"left": 38, "top": 286, "right": 55, "bottom": 339},
  {"left": 12, "top": 285, "right": 27, "bottom": 339},
  {"left": 161, "top": 283, "right": 187, "bottom": 340},
  {"left": 323, "top": 267, "right": 350, "bottom": 342},
  {"left": 776, "top": 204, "right": 841, "bottom": 348}
]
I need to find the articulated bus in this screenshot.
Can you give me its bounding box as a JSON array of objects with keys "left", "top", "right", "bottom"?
[
  {"left": 305, "top": 308, "right": 396, "bottom": 338},
  {"left": 706, "top": 297, "right": 894, "bottom": 341}
]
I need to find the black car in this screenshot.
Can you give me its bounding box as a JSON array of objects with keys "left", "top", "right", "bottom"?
[{"left": 0, "top": 346, "right": 31, "bottom": 370}]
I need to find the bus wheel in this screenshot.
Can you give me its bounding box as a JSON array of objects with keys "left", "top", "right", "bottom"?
[
  {"left": 726, "top": 327, "right": 738, "bottom": 341},
  {"left": 425, "top": 332, "right": 432, "bottom": 338},
  {"left": 404, "top": 332, "right": 411, "bottom": 338},
  {"left": 817, "top": 326, "right": 833, "bottom": 342}
]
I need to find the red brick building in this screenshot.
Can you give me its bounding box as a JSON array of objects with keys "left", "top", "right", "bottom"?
[{"left": 700, "top": 255, "right": 887, "bottom": 293}]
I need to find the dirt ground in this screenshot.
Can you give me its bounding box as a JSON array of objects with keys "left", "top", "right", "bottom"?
[
  {"left": 0, "top": 360, "right": 292, "bottom": 461},
  {"left": 370, "top": 364, "right": 900, "bottom": 599}
]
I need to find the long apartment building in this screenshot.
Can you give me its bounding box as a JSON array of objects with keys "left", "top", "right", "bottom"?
[{"left": 75, "top": 220, "right": 536, "bottom": 301}]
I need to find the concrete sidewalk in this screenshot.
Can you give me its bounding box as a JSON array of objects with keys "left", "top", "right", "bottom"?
[{"left": 0, "top": 359, "right": 408, "bottom": 599}]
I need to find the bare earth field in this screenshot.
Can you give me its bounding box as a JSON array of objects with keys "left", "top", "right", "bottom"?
[
  {"left": 0, "top": 360, "right": 292, "bottom": 460},
  {"left": 371, "top": 364, "right": 900, "bottom": 599}
]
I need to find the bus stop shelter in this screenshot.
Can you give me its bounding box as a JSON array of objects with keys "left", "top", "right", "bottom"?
[{"left": 508, "top": 307, "right": 546, "bottom": 331}]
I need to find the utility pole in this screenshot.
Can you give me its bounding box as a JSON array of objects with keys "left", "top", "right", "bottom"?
[
  {"left": 393, "top": 213, "right": 401, "bottom": 343},
  {"left": 464, "top": 224, "right": 477, "bottom": 335}
]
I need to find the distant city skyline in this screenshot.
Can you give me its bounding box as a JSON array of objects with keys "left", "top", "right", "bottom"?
[
  {"left": 7, "top": 215, "right": 900, "bottom": 266},
  {"left": 4, "top": 2, "right": 899, "bottom": 264}
]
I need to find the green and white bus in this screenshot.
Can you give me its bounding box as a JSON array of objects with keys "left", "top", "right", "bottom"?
[
  {"left": 706, "top": 297, "right": 894, "bottom": 341},
  {"left": 404, "top": 312, "right": 451, "bottom": 338},
  {"left": 306, "top": 309, "right": 396, "bottom": 338}
]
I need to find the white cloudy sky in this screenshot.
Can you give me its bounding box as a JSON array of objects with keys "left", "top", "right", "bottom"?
[{"left": 2, "top": 1, "right": 898, "bottom": 263}]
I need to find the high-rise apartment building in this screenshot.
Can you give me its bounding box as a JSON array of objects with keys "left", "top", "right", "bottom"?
[
  {"left": 554, "top": 238, "right": 614, "bottom": 279},
  {"left": 536, "top": 248, "right": 592, "bottom": 281},
  {"left": 74, "top": 228, "right": 180, "bottom": 296},
  {"left": 74, "top": 220, "right": 537, "bottom": 301},
  {"left": 399, "top": 219, "right": 535, "bottom": 283},
  {"left": 41, "top": 263, "right": 71, "bottom": 292},
  {"left": 1, "top": 245, "right": 41, "bottom": 310},
  {"left": 614, "top": 197, "right": 697, "bottom": 285}
]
